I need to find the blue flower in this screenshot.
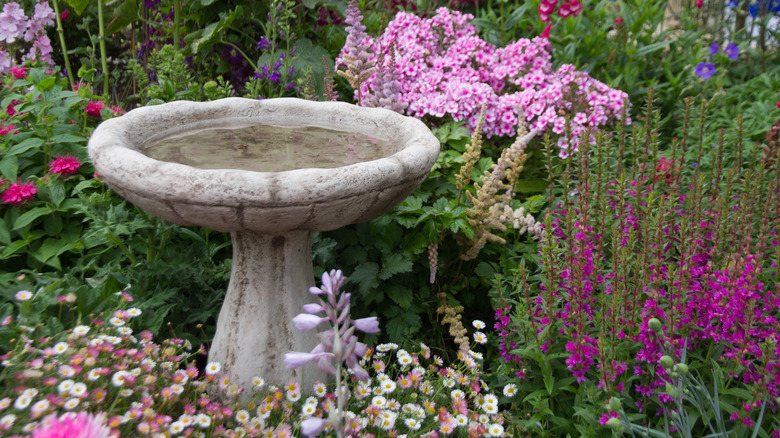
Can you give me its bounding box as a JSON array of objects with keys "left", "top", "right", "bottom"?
[
  {"left": 256, "top": 37, "right": 271, "bottom": 51},
  {"left": 725, "top": 42, "right": 739, "bottom": 60},
  {"left": 709, "top": 41, "right": 719, "bottom": 55},
  {"left": 695, "top": 62, "right": 716, "bottom": 79}
]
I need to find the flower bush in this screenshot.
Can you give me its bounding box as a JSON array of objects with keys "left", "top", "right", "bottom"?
[
  {"left": 0, "top": 2, "right": 55, "bottom": 74},
  {"left": 338, "top": 5, "right": 630, "bottom": 153},
  {"left": 0, "top": 273, "right": 512, "bottom": 437}
]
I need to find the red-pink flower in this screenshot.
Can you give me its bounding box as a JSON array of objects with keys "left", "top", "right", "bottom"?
[
  {"left": 32, "top": 412, "right": 111, "bottom": 438},
  {"left": 49, "top": 154, "right": 82, "bottom": 176},
  {"left": 60, "top": 10, "right": 70, "bottom": 21},
  {"left": 9, "top": 67, "right": 28, "bottom": 79},
  {"left": 0, "top": 123, "right": 17, "bottom": 135},
  {"left": 85, "top": 101, "right": 105, "bottom": 118},
  {"left": 2, "top": 181, "right": 37, "bottom": 205}
]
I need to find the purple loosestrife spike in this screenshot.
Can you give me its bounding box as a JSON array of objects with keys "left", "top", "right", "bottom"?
[
  {"left": 293, "top": 314, "right": 328, "bottom": 331},
  {"left": 300, "top": 417, "right": 328, "bottom": 437},
  {"left": 353, "top": 317, "right": 380, "bottom": 333}
]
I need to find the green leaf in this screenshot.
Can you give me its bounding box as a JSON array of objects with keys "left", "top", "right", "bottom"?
[
  {"left": 188, "top": 7, "right": 242, "bottom": 53},
  {"left": 31, "top": 238, "right": 73, "bottom": 266},
  {"left": 37, "top": 77, "right": 56, "bottom": 91},
  {"left": 13, "top": 207, "right": 51, "bottom": 230},
  {"left": 378, "top": 253, "right": 413, "bottom": 280},
  {"left": 385, "top": 310, "right": 421, "bottom": 340},
  {"left": 51, "top": 134, "right": 87, "bottom": 144},
  {"left": 0, "top": 240, "right": 28, "bottom": 258},
  {"left": 106, "top": 0, "right": 138, "bottom": 35},
  {"left": 385, "top": 284, "right": 413, "bottom": 309},
  {"left": 0, "top": 221, "right": 9, "bottom": 245},
  {"left": 63, "top": 0, "right": 90, "bottom": 15},
  {"left": 0, "top": 156, "right": 18, "bottom": 180},
  {"left": 47, "top": 183, "right": 66, "bottom": 208},
  {"left": 7, "top": 137, "right": 44, "bottom": 156},
  {"left": 635, "top": 40, "right": 672, "bottom": 56}
]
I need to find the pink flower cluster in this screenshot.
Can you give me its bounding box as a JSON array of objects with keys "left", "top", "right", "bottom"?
[
  {"left": 1, "top": 180, "right": 36, "bottom": 205},
  {"left": 0, "top": 2, "right": 55, "bottom": 74},
  {"left": 340, "top": 7, "right": 629, "bottom": 152},
  {"left": 539, "top": 0, "right": 584, "bottom": 22},
  {"left": 49, "top": 155, "right": 82, "bottom": 176}
]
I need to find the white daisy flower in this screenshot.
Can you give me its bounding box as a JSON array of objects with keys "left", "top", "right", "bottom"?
[
  {"left": 472, "top": 320, "right": 486, "bottom": 329},
  {"left": 195, "top": 413, "right": 211, "bottom": 429},
  {"left": 109, "top": 317, "right": 125, "bottom": 327},
  {"left": 126, "top": 308, "right": 142, "bottom": 317},
  {"left": 252, "top": 376, "right": 265, "bottom": 390},
  {"left": 371, "top": 395, "right": 387, "bottom": 408},
  {"left": 70, "top": 383, "right": 87, "bottom": 398},
  {"left": 381, "top": 380, "right": 397, "bottom": 394},
  {"left": 205, "top": 362, "right": 221, "bottom": 375},
  {"left": 57, "top": 380, "right": 75, "bottom": 395},
  {"left": 487, "top": 423, "right": 504, "bottom": 436},
  {"left": 52, "top": 342, "right": 69, "bottom": 355},
  {"left": 502, "top": 383, "right": 517, "bottom": 397},
  {"left": 63, "top": 398, "right": 80, "bottom": 410},
  {"left": 235, "top": 410, "right": 250, "bottom": 423},
  {"left": 13, "top": 395, "right": 31, "bottom": 410},
  {"left": 404, "top": 417, "right": 421, "bottom": 430},
  {"left": 473, "top": 331, "right": 488, "bottom": 344},
  {"left": 72, "top": 325, "right": 90, "bottom": 336}
]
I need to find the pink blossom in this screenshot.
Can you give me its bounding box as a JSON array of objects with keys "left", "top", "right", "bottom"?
[
  {"left": 2, "top": 180, "right": 37, "bottom": 205},
  {"left": 49, "top": 155, "right": 82, "bottom": 176},
  {"left": 85, "top": 101, "right": 105, "bottom": 118},
  {"left": 300, "top": 417, "right": 327, "bottom": 437},
  {"left": 8, "top": 66, "right": 27, "bottom": 78},
  {"left": 32, "top": 412, "right": 111, "bottom": 438},
  {"left": 0, "top": 3, "right": 26, "bottom": 44}
]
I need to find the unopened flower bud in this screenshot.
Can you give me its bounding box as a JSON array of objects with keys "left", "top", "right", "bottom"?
[
  {"left": 606, "top": 417, "right": 620, "bottom": 430},
  {"left": 647, "top": 318, "right": 662, "bottom": 333},
  {"left": 665, "top": 382, "right": 678, "bottom": 397},
  {"left": 659, "top": 355, "right": 674, "bottom": 369},
  {"left": 674, "top": 363, "right": 688, "bottom": 375},
  {"left": 608, "top": 396, "right": 621, "bottom": 411}
]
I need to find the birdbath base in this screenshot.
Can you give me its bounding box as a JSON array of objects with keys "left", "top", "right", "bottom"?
[{"left": 208, "top": 230, "right": 326, "bottom": 391}]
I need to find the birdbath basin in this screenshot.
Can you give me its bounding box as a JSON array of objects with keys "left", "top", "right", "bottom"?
[{"left": 87, "top": 97, "right": 439, "bottom": 391}]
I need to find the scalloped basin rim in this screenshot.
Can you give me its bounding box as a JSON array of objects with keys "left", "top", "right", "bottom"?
[{"left": 88, "top": 98, "right": 440, "bottom": 232}]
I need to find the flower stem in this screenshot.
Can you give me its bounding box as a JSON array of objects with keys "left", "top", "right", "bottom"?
[
  {"left": 96, "top": 0, "right": 110, "bottom": 98},
  {"left": 50, "top": 1, "right": 75, "bottom": 89}
]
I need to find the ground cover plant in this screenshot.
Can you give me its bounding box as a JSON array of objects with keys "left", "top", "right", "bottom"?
[{"left": 1, "top": 0, "right": 780, "bottom": 436}]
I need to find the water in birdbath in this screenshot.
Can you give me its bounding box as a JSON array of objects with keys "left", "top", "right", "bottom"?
[{"left": 143, "top": 124, "right": 394, "bottom": 172}]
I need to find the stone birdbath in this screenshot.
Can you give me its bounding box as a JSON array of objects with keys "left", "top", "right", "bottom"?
[{"left": 87, "top": 97, "right": 439, "bottom": 391}]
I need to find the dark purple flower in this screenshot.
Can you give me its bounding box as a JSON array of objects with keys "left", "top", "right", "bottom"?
[
  {"left": 256, "top": 37, "right": 271, "bottom": 51},
  {"left": 709, "top": 41, "right": 718, "bottom": 55},
  {"left": 695, "top": 62, "right": 716, "bottom": 79},
  {"left": 725, "top": 42, "right": 739, "bottom": 60}
]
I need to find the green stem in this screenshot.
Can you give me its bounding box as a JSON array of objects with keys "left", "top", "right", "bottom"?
[
  {"left": 97, "top": 0, "right": 110, "bottom": 98},
  {"left": 50, "top": 0, "right": 75, "bottom": 89},
  {"left": 173, "top": 0, "right": 180, "bottom": 50}
]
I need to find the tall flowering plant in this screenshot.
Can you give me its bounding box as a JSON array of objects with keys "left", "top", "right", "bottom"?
[
  {"left": 337, "top": 6, "right": 629, "bottom": 154},
  {"left": 491, "top": 97, "right": 780, "bottom": 435}
]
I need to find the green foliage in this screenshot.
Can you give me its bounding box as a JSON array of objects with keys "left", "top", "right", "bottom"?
[{"left": 129, "top": 45, "right": 234, "bottom": 104}]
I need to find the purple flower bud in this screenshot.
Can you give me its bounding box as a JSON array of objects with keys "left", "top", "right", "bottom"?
[
  {"left": 300, "top": 417, "right": 328, "bottom": 437},
  {"left": 293, "top": 313, "right": 328, "bottom": 331},
  {"left": 352, "top": 317, "right": 380, "bottom": 333},
  {"left": 284, "top": 352, "right": 319, "bottom": 368},
  {"left": 302, "top": 303, "right": 325, "bottom": 314}
]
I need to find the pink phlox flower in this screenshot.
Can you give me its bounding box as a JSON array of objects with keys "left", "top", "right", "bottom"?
[
  {"left": 32, "top": 412, "right": 111, "bottom": 438},
  {"left": 49, "top": 154, "right": 82, "bottom": 176},
  {"left": 0, "top": 2, "right": 26, "bottom": 44},
  {"left": 2, "top": 180, "right": 37, "bottom": 205}
]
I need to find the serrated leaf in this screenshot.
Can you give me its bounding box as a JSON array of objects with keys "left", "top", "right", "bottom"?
[
  {"left": 349, "top": 262, "right": 380, "bottom": 288},
  {"left": 385, "top": 284, "right": 413, "bottom": 309},
  {"left": 379, "top": 253, "right": 413, "bottom": 280},
  {"left": 385, "top": 311, "right": 421, "bottom": 340},
  {"left": 432, "top": 197, "right": 449, "bottom": 211}
]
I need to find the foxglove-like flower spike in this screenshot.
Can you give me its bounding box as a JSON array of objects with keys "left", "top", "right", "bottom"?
[
  {"left": 353, "top": 316, "right": 380, "bottom": 333},
  {"left": 321, "top": 271, "right": 334, "bottom": 295},
  {"left": 308, "top": 286, "right": 325, "bottom": 295},
  {"left": 293, "top": 313, "right": 328, "bottom": 331}
]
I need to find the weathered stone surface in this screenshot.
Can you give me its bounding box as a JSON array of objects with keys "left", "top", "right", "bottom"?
[{"left": 88, "top": 97, "right": 439, "bottom": 392}]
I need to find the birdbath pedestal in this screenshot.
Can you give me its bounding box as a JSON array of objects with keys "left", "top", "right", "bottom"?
[{"left": 87, "top": 98, "right": 440, "bottom": 391}]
